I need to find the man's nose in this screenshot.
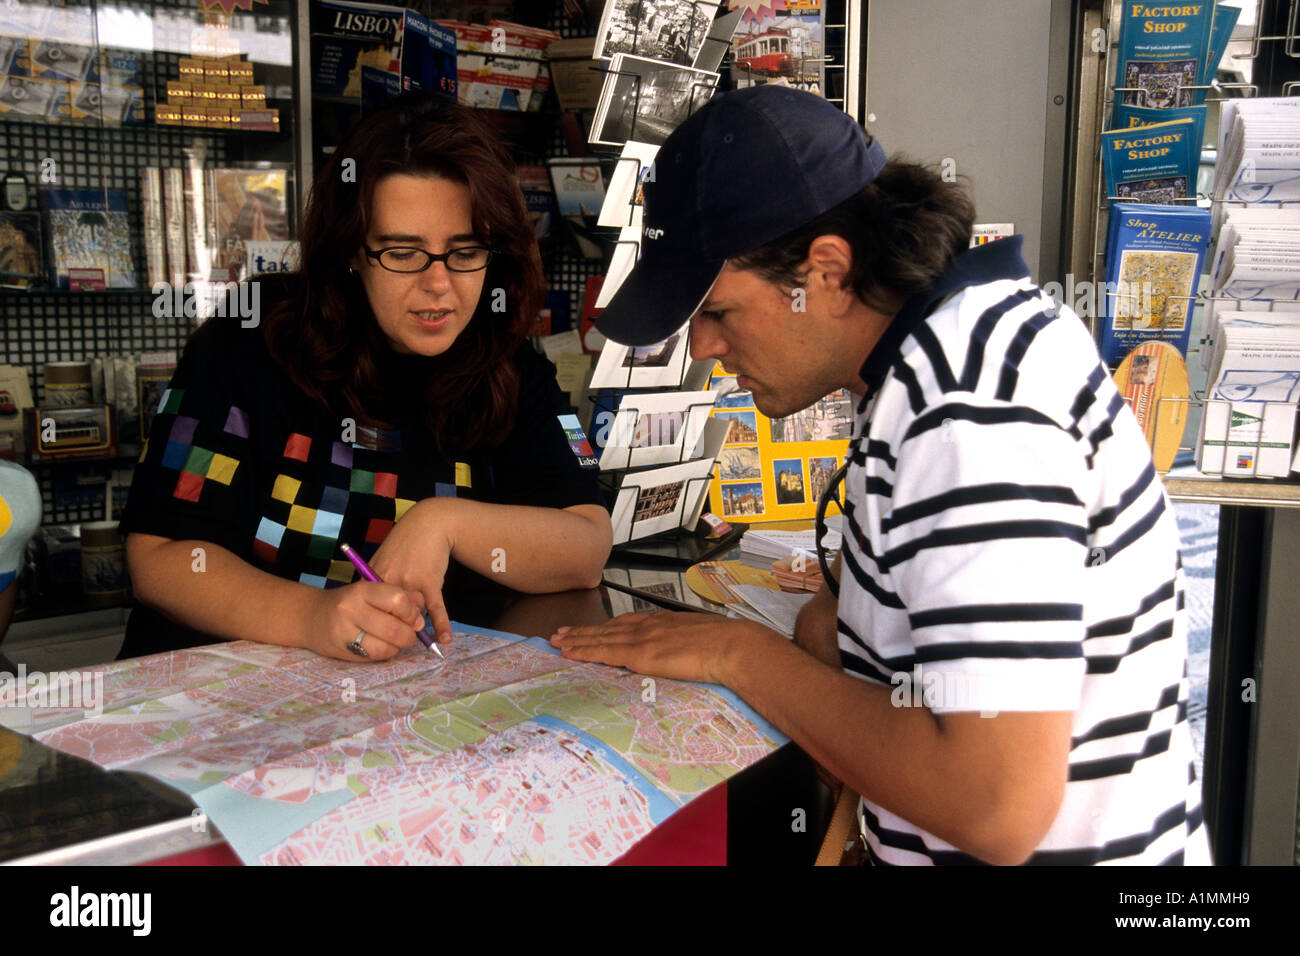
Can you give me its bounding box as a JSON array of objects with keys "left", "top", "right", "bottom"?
[{"left": 688, "top": 314, "right": 728, "bottom": 361}]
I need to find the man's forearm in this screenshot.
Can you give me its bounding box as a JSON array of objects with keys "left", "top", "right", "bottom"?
[{"left": 126, "top": 535, "right": 318, "bottom": 647}]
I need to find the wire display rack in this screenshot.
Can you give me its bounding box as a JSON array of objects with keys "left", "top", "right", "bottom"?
[{"left": 1090, "top": 0, "right": 1300, "bottom": 507}]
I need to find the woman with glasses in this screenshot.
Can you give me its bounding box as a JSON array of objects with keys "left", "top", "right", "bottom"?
[{"left": 119, "top": 94, "right": 612, "bottom": 661}]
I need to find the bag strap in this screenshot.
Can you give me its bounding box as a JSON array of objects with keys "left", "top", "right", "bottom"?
[{"left": 814, "top": 784, "right": 862, "bottom": 866}]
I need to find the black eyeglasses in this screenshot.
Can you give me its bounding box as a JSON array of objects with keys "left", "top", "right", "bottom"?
[
  {"left": 363, "top": 246, "right": 496, "bottom": 274},
  {"left": 815, "top": 461, "right": 849, "bottom": 599}
]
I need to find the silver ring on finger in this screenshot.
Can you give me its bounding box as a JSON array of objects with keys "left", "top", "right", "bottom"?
[{"left": 347, "top": 629, "right": 369, "bottom": 658}]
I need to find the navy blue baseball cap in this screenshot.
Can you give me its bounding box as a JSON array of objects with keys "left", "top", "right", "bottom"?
[{"left": 595, "top": 85, "right": 887, "bottom": 347}]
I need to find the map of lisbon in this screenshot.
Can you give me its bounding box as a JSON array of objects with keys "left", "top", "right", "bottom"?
[{"left": 0, "top": 626, "right": 785, "bottom": 865}]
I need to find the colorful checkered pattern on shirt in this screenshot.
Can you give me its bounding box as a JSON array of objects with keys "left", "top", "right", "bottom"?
[
  {"left": 156, "top": 389, "right": 247, "bottom": 504},
  {"left": 143, "top": 380, "right": 477, "bottom": 593},
  {"left": 246, "top": 431, "right": 466, "bottom": 590}
]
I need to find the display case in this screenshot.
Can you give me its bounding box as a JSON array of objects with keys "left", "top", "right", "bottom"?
[{"left": 0, "top": 0, "right": 310, "bottom": 621}]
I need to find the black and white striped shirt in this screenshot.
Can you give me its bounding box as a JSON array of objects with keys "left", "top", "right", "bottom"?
[{"left": 840, "top": 237, "right": 1209, "bottom": 865}]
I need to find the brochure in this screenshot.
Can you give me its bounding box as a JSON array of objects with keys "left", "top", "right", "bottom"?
[{"left": 1100, "top": 202, "right": 1211, "bottom": 366}]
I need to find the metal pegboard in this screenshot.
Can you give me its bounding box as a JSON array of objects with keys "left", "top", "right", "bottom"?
[
  {"left": 0, "top": 0, "right": 245, "bottom": 527},
  {"left": 537, "top": 1, "right": 617, "bottom": 326}
]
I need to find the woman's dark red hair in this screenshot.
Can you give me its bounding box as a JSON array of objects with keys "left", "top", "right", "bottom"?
[{"left": 264, "top": 92, "right": 545, "bottom": 452}]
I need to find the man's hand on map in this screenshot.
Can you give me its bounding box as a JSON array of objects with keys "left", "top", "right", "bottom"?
[
  {"left": 549, "top": 611, "right": 780, "bottom": 685},
  {"left": 303, "top": 581, "right": 427, "bottom": 661},
  {"left": 368, "top": 498, "right": 455, "bottom": 646}
]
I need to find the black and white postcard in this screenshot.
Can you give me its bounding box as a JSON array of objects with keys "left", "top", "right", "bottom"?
[
  {"left": 594, "top": 0, "right": 722, "bottom": 67},
  {"left": 590, "top": 54, "right": 719, "bottom": 147}
]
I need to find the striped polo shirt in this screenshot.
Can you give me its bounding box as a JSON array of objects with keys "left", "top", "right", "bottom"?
[{"left": 840, "top": 236, "right": 1209, "bottom": 865}]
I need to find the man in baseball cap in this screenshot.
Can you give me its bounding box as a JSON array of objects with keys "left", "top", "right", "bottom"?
[
  {"left": 595, "top": 85, "right": 886, "bottom": 349},
  {"left": 554, "top": 86, "right": 1208, "bottom": 868}
]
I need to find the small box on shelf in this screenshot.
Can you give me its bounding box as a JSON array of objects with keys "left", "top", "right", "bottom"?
[
  {"left": 202, "top": 58, "right": 229, "bottom": 84},
  {"left": 0, "top": 211, "right": 43, "bottom": 290},
  {"left": 26, "top": 404, "right": 116, "bottom": 462},
  {"left": 177, "top": 57, "right": 205, "bottom": 82},
  {"left": 157, "top": 52, "right": 278, "bottom": 132}
]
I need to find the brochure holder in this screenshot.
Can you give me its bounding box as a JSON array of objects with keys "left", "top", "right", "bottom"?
[
  {"left": 1101, "top": 195, "right": 1199, "bottom": 207},
  {"left": 1101, "top": 288, "right": 1300, "bottom": 479},
  {"left": 1089, "top": 3, "right": 1300, "bottom": 491},
  {"left": 1112, "top": 83, "right": 1260, "bottom": 109},
  {"left": 1159, "top": 393, "right": 1300, "bottom": 480}
]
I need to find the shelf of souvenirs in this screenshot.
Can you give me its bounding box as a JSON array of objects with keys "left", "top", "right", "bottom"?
[
  {"left": 1162, "top": 473, "right": 1300, "bottom": 508},
  {"left": 0, "top": 285, "right": 157, "bottom": 297},
  {"left": 1153, "top": 393, "right": 1300, "bottom": 509},
  {"left": 0, "top": 103, "right": 289, "bottom": 134}
]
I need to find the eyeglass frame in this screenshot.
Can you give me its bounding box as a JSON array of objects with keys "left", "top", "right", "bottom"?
[
  {"left": 814, "top": 461, "right": 850, "bottom": 599},
  {"left": 361, "top": 245, "right": 498, "bottom": 274}
]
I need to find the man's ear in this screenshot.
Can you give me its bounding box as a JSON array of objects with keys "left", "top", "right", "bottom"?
[{"left": 804, "top": 235, "right": 854, "bottom": 316}]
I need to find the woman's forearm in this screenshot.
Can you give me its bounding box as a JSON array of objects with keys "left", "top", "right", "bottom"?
[
  {"left": 437, "top": 500, "right": 612, "bottom": 592},
  {"left": 125, "top": 533, "right": 319, "bottom": 647}
]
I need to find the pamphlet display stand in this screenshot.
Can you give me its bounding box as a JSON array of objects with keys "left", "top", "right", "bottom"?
[{"left": 1092, "top": 4, "right": 1300, "bottom": 482}]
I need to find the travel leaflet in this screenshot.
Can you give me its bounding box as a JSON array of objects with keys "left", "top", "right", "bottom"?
[
  {"left": 1101, "top": 117, "right": 1199, "bottom": 205},
  {"left": 1113, "top": 2, "right": 1214, "bottom": 112},
  {"left": 1101, "top": 202, "right": 1212, "bottom": 366}
]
